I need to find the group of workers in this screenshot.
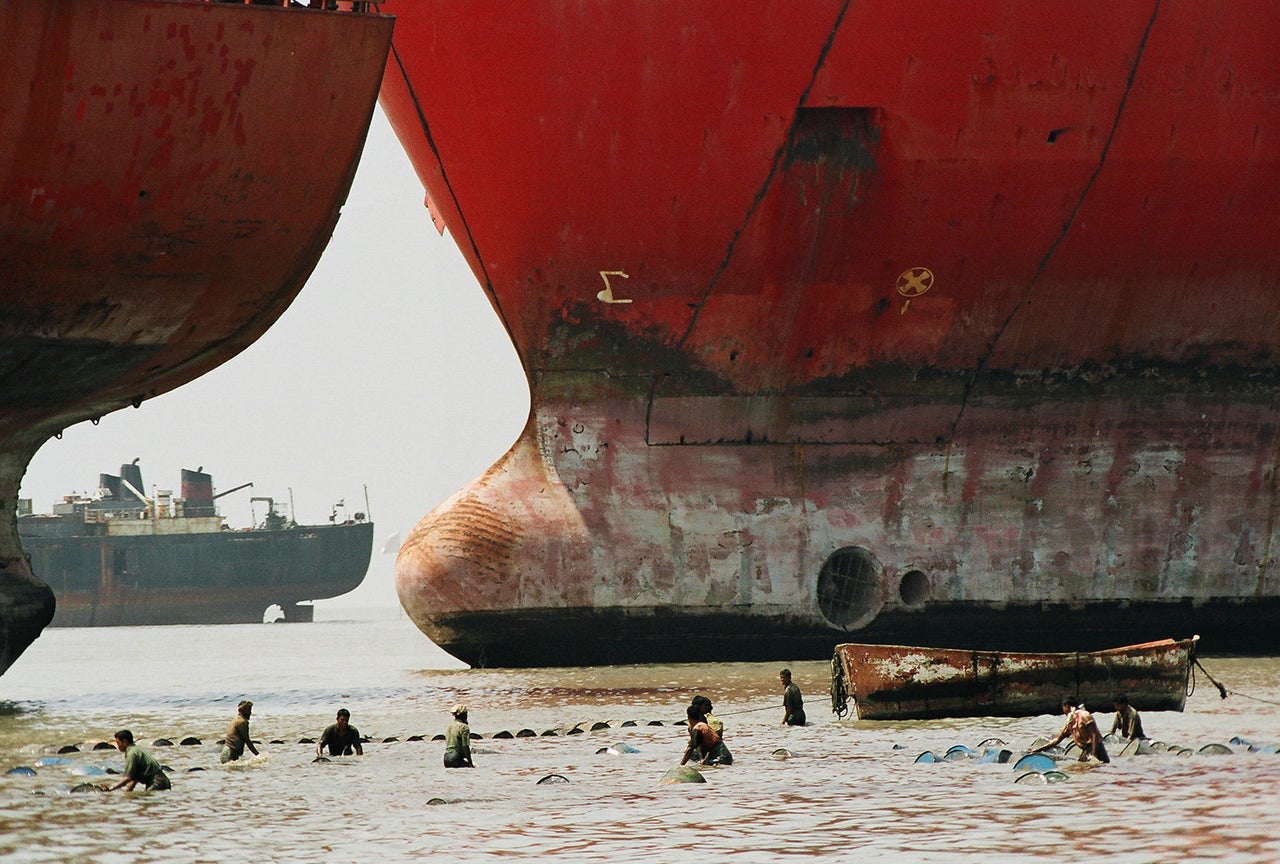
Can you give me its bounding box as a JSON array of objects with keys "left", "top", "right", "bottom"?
[
  {"left": 1032, "top": 693, "right": 1149, "bottom": 764},
  {"left": 97, "top": 669, "right": 808, "bottom": 790},
  {"left": 679, "top": 667, "right": 806, "bottom": 767},
  {"left": 95, "top": 671, "right": 1141, "bottom": 791},
  {"left": 99, "top": 699, "right": 361, "bottom": 792},
  {"left": 98, "top": 698, "right": 255, "bottom": 792}
]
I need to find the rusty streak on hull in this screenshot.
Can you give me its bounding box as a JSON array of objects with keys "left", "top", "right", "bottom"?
[
  {"left": 831, "top": 637, "right": 1198, "bottom": 721},
  {"left": 0, "top": 0, "right": 394, "bottom": 674},
  {"left": 382, "top": 1, "right": 1280, "bottom": 666}
]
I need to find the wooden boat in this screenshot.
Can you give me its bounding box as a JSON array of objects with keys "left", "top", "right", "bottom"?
[{"left": 830, "top": 636, "right": 1199, "bottom": 721}]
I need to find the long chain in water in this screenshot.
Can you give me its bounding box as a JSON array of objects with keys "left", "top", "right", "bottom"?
[
  {"left": 1223, "top": 689, "right": 1280, "bottom": 708},
  {"left": 717, "top": 705, "right": 779, "bottom": 716}
]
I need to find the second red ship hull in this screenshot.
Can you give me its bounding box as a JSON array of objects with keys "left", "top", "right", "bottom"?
[{"left": 0, "top": 0, "right": 393, "bottom": 674}]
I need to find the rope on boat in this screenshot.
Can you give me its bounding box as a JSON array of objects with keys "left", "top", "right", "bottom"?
[
  {"left": 830, "top": 654, "right": 850, "bottom": 719},
  {"left": 1190, "top": 656, "right": 1228, "bottom": 700}
]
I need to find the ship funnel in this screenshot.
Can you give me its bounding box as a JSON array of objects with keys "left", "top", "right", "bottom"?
[
  {"left": 181, "top": 468, "right": 216, "bottom": 518},
  {"left": 119, "top": 462, "right": 145, "bottom": 503}
]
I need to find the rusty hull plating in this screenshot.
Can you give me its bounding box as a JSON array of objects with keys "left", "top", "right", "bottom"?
[
  {"left": 382, "top": 1, "right": 1280, "bottom": 666},
  {"left": 0, "top": 0, "right": 394, "bottom": 674}
]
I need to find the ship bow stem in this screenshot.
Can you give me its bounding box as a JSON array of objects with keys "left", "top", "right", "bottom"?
[{"left": 0, "top": 445, "right": 55, "bottom": 675}]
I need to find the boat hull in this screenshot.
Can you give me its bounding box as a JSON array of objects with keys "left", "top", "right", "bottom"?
[
  {"left": 831, "top": 637, "right": 1198, "bottom": 721},
  {"left": 25, "top": 521, "right": 374, "bottom": 627},
  {"left": 0, "top": 1, "right": 393, "bottom": 670},
  {"left": 383, "top": 1, "right": 1280, "bottom": 665}
]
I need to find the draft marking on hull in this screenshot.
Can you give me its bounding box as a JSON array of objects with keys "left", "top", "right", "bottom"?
[{"left": 597, "top": 270, "right": 633, "bottom": 303}]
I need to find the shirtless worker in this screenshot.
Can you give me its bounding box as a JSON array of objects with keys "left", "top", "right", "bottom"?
[
  {"left": 221, "top": 699, "right": 261, "bottom": 763},
  {"left": 1033, "top": 697, "right": 1110, "bottom": 763},
  {"left": 691, "top": 695, "right": 723, "bottom": 736},
  {"left": 317, "top": 707, "right": 364, "bottom": 757}
]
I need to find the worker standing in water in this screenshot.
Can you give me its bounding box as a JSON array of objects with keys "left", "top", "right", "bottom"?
[
  {"left": 1109, "top": 694, "right": 1147, "bottom": 740},
  {"left": 443, "top": 704, "right": 474, "bottom": 768},
  {"left": 316, "top": 707, "right": 364, "bottom": 757},
  {"left": 779, "top": 669, "right": 806, "bottom": 726},
  {"left": 221, "top": 699, "right": 260, "bottom": 763}
]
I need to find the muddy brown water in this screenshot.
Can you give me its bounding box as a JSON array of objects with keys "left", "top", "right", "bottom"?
[{"left": 1, "top": 617, "right": 1277, "bottom": 862}]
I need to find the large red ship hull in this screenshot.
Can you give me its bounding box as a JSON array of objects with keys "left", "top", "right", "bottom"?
[
  {"left": 0, "top": 0, "right": 393, "bottom": 674},
  {"left": 382, "top": 1, "right": 1280, "bottom": 666}
]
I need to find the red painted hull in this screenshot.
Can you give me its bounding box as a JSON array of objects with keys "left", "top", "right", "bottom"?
[
  {"left": 382, "top": 1, "right": 1280, "bottom": 665},
  {"left": 0, "top": 0, "right": 393, "bottom": 673}
]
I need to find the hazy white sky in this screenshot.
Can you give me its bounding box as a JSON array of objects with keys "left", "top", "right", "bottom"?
[{"left": 20, "top": 108, "right": 531, "bottom": 612}]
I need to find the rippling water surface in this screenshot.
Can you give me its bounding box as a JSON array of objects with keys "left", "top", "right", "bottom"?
[{"left": 1, "top": 616, "right": 1278, "bottom": 863}]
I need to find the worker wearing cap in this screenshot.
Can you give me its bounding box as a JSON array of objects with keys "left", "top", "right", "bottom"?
[
  {"left": 221, "top": 699, "right": 260, "bottom": 763},
  {"left": 443, "top": 704, "right": 474, "bottom": 768}
]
